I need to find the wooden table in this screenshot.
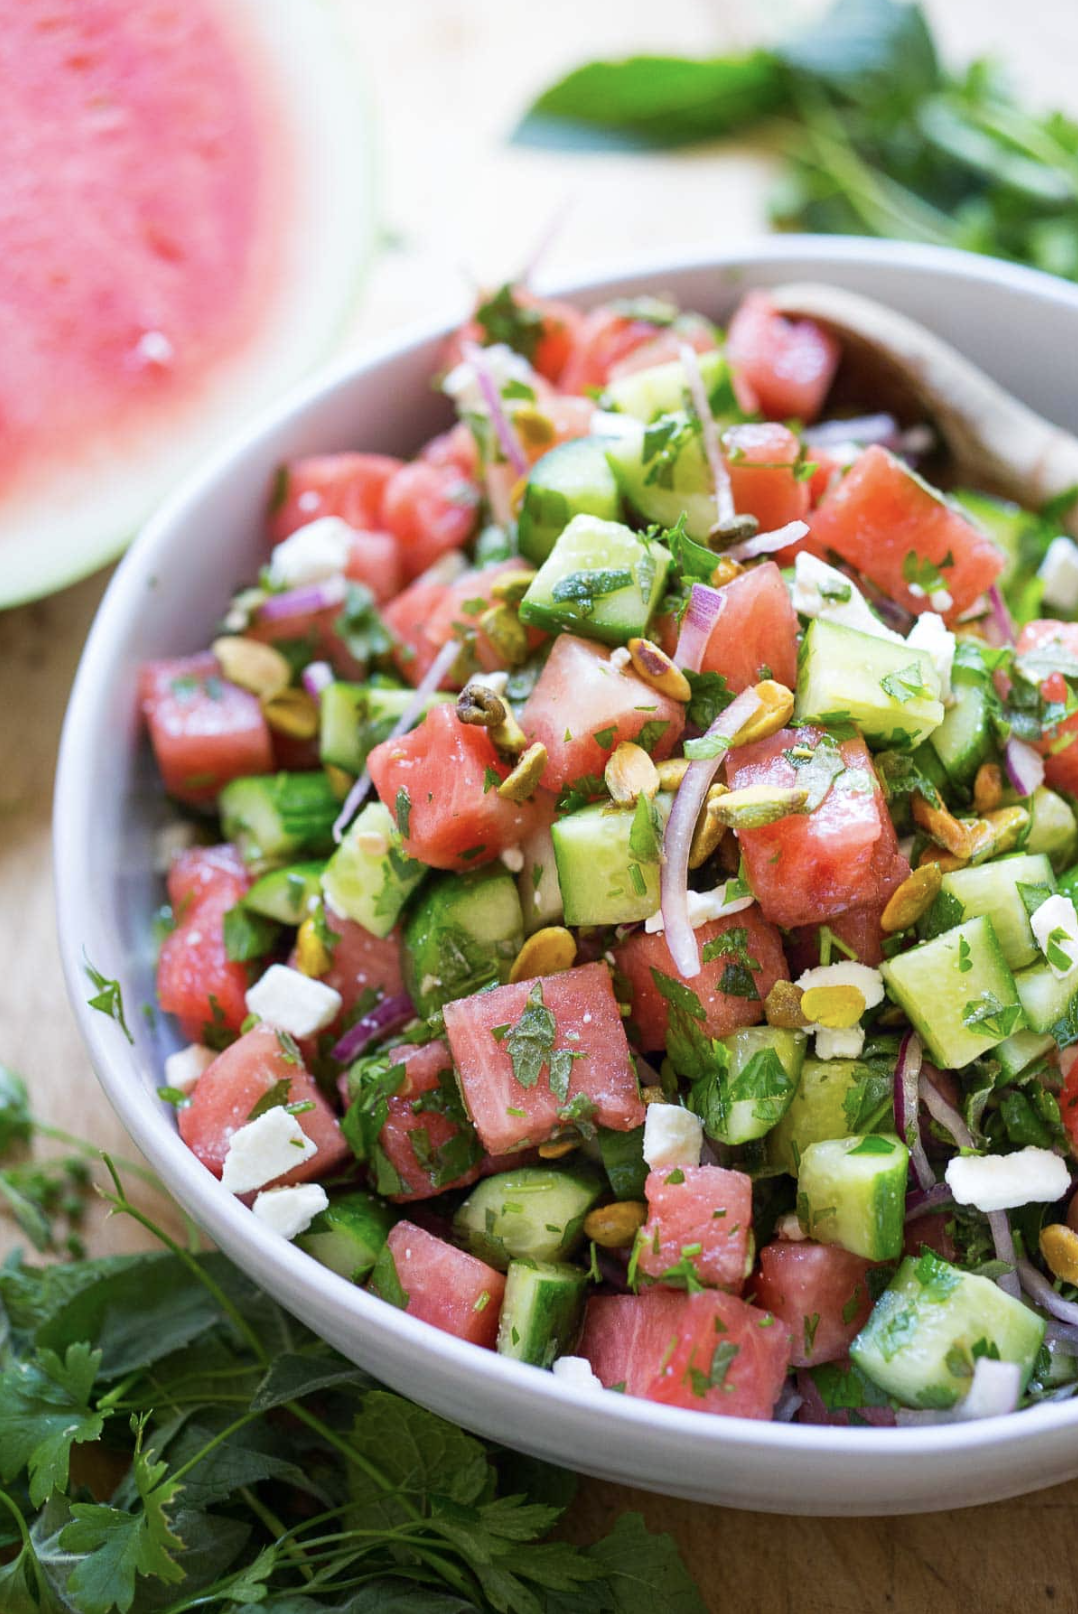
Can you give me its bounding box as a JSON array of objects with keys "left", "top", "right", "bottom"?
[{"left": 4, "top": 2, "right": 1078, "bottom": 1607}]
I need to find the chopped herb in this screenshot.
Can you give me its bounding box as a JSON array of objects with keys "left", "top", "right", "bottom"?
[
  {"left": 474, "top": 281, "right": 544, "bottom": 359},
  {"left": 83, "top": 954, "right": 134, "bottom": 1045},
  {"left": 394, "top": 786, "right": 412, "bottom": 838}
]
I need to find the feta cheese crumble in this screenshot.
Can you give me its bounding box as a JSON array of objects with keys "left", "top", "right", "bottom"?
[
  {"left": 1039, "top": 535, "right": 1078, "bottom": 613},
  {"left": 642, "top": 1103, "right": 703, "bottom": 1171},
  {"left": 252, "top": 1183, "right": 328, "bottom": 1239},
  {"left": 163, "top": 1043, "right": 215, "bottom": 1094},
  {"left": 814, "top": 1027, "right": 866, "bottom": 1060},
  {"left": 796, "top": 962, "right": 884, "bottom": 1063},
  {"left": 644, "top": 880, "right": 754, "bottom": 933},
  {"left": 791, "top": 553, "right": 902, "bottom": 643},
  {"left": 499, "top": 845, "right": 525, "bottom": 873},
  {"left": 221, "top": 1107, "right": 318, "bottom": 1195},
  {"left": 1030, "top": 892, "right": 1078, "bottom": 978},
  {"left": 906, "top": 611, "right": 956, "bottom": 704},
  {"left": 442, "top": 342, "right": 537, "bottom": 414},
  {"left": 551, "top": 1355, "right": 605, "bottom": 1394},
  {"left": 945, "top": 1146, "right": 1071, "bottom": 1212},
  {"left": 955, "top": 1357, "right": 1022, "bottom": 1421},
  {"left": 269, "top": 517, "right": 352, "bottom": 588},
  {"left": 245, "top": 964, "right": 342, "bottom": 1039}
]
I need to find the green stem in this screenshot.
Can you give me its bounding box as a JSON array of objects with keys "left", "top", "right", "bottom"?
[
  {"left": 285, "top": 1402, "right": 420, "bottom": 1518},
  {"left": 167, "top": 1409, "right": 262, "bottom": 1485},
  {"left": 238, "top": 1486, "right": 314, "bottom": 1583}
]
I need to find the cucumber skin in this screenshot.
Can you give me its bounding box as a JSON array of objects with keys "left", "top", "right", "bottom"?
[
  {"left": 401, "top": 865, "right": 524, "bottom": 1019},
  {"left": 851, "top": 1252, "right": 1046, "bottom": 1409},
  {"left": 453, "top": 1165, "right": 604, "bottom": 1271},
  {"left": 496, "top": 1260, "right": 588, "bottom": 1367},
  {"left": 296, "top": 1191, "right": 396, "bottom": 1283},
  {"left": 796, "top": 1134, "right": 908, "bottom": 1262},
  {"left": 517, "top": 438, "right": 623, "bottom": 567}
]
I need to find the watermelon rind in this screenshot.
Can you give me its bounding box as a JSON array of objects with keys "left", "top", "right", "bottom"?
[{"left": 1, "top": 0, "right": 376, "bottom": 611}]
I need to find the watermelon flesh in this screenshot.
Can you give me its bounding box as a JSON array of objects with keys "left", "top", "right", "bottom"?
[
  {"left": 725, "top": 291, "right": 840, "bottom": 423},
  {"left": 1016, "top": 621, "right": 1078, "bottom": 795},
  {"left": 695, "top": 562, "right": 799, "bottom": 693},
  {"left": 753, "top": 1242, "right": 875, "bottom": 1367},
  {"left": 580, "top": 1289, "right": 792, "bottom": 1419},
  {"left": 613, "top": 910, "right": 789, "bottom": 1052},
  {"left": 157, "top": 845, "right": 251, "bottom": 1042},
  {"left": 381, "top": 1221, "right": 505, "bottom": 1347},
  {"left": 140, "top": 653, "right": 273, "bottom": 806},
  {"left": 179, "top": 1022, "right": 348, "bottom": 1186},
  {"left": 289, "top": 910, "right": 404, "bottom": 1021},
  {"left": 725, "top": 728, "right": 910, "bottom": 930},
  {"left": 376, "top": 1041, "right": 482, "bottom": 1203},
  {"left": 521, "top": 634, "right": 684, "bottom": 792},
  {"left": 635, "top": 1166, "right": 753, "bottom": 1292},
  {"left": 0, "top": 0, "right": 371, "bottom": 607},
  {"left": 442, "top": 962, "right": 645, "bottom": 1155}
]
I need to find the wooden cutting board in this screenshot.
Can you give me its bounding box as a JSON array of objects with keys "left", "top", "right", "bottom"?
[{"left": 4, "top": 3, "right": 1078, "bottom": 1608}]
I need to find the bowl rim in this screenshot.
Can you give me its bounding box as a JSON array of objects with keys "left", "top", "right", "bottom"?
[{"left": 54, "top": 233, "right": 1078, "bottom": 1473}]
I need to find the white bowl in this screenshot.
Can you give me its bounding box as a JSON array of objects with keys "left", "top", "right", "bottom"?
[{"left": 56, "top": 238, "right": 1078, "bottom": 1515}]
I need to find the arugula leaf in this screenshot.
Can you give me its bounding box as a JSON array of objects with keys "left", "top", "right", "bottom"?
[{"left": 0, "top": 1343, "right": 104, "bottom": 1506}]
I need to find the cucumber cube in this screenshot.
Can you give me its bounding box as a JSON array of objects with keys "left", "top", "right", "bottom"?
[
  {"left": 918, "top": 852, "right": 1055, "bottom": 970},
  {"left": 518, "top": 437, "right": 623, "bottom": 566},
  {"left": 709, "top": 1026, "right": 807, "bottom": 1146},
  {"left": 995, "top": 1026, "right": 1056, "bottom": 1078},
  {"left": 881, "top": 916, "right": 1023, "bottom": 1068},
  {"left": 219, "top": 771, "right": 340, "bottom": 868},
  {"left": 602, "top": 347, "right": 731, "bottom": 421},
  {"left": 598, "top": 1124, "right": 647, "bottom": 1199},
  {"left": 552, "top": 793, "right": 671, "bottom": 926},
  {"left": 453, "top": 1165, "right": 604, "bottom": 1270},
  {"left": 795, "top": 617, "right": 944, "bottom": 748},
  {"left": 496, "top": 1260, "right": 589, "bottom": 1367},
  {"left": 766, "top": 1056, "right": 893, "bottom": 1176},
  {"left": 401, "top": 864, "right": 524, "bottom": 1019},
  {"left": 1015, "top": 958, "right": 1078, "bottom": 1038},
  {"left": 851, "top": 1250, "right": 1046, "bottom": 1409},
  {"left": 295, "top": 1190, "right": 396, "bottom": 1283},
  {"left": 929, "top": 676, "right": 993, "bottom": 788},
  {"left": 245, "top": 860, "right": 326, "bottom": 925},
  {"left": 320, "top": 681, "right": 450, "bottom": 774},
  {"left": 603, "top": 413, "right": 717, "bottom": 540},
  {"left": 797, "top": 1133, "right": 908, "bottom": 1261},
  {"left": 321, "top": 800, "right": 426, "bottom": 940},
  {"left": 519, "top": 514, "right": 670, "bottom": 647},
  {"left": 1027, "top": 786, "right": 1078, "bottom": 871},
  {"left": 518, "top": 814, "right": 564, "bottom": 936}
]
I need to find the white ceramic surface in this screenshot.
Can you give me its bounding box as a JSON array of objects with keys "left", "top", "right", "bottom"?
[{"left": 56, "top": 239, "right": 1078, "bottom": 1515}]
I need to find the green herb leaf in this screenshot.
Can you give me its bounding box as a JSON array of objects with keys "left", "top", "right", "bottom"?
[{"left": 83, "top": 954, "right": 134, "bottom": 1045}]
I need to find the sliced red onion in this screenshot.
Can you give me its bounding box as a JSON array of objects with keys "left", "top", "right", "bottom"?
[
  {"left": 332, "top": 637, "right": 460, "bottom": 842},
  {"left": 803, "top": 413, "right": 899, "bottom": 450},
  {"left": 660, "top": 685, "right": 763, "bottom": 979},
  {"left": 1045, "top": 1318, "right": 1078, "bottom": 1351},
  {"left": 1017, "top": 1257, "right": 1078, "bottom": 1326},
  {"left": 773, "top": 1383, "right": 803, "bottom": 1423},
  {"left": 722, "top": 520, "right": 808, "bottom": 563},
  {"left": 985, "top": 582, "right": 1016, "bottom": 648},
  {"left": 905, "top": 1181, "right": 954, "bottom": 1221},
  {"left": 301, "top": 660, "right": 334, "bottom": 701},
  {"left": 331, "top": 993, "right": 414, "bottom": 1065},
  {"left": 679, "top": 341, "right": 735, "bottom": 530},
  {"left": 674, "top": 583, "right": 724, "bottom": 673},
  {"left": 795, "top": 1371, "right": 895, "bottom": 1427},
  {"left": 1004, "top": 736, "right": 1045, "bottom": 798},
  {"left": 258, "top": 576, "right": 348, "bottom": 621},
  {"left": 895, "top": 1031, "right": 935, "bottom": 1192},
  {"left": 918, "top": 1070, "right": 973, "bottom": 1149},
  {"left": 461, "top": 339, "right": 528, "bottom": 480},
  {"left": 989, "top": 1213, "right": 1022, "bottom": 1298}
]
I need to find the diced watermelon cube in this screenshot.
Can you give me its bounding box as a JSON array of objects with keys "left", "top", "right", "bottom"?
[
  {"left": 580, "top": 1289, "right": 792, "bottom": 1419},
  {"left": 381, "top": 571, "right": 455, "bottom": 687},
  {"left": 723, "top": 423, "right": 810, "bottom": 535},
  {"left": 753, "top": 1241, "right": 875, "bottom": 1367},
  {"left": 424, "top": 561, "right": 547, "bottom": 675},
  {"left": 376, "top": 1040, "right": 482, "bottom": 1203},
  {"left": 726, "top": 290, "right": 840, "bottom": 424},
  {"left": 157, "top": 845, "right": 251, "bottom": 1042},
  {"left": 442, "top": 961, "right": 645, "bottom": 1155},
  {"left": 366, "top": 702, "right": 539, "bottom": 871},
  {"left": 289, "top": 909, "right": 404, "bottom": 1021},
  {"left": 383, "top": 459, "right": 481, "bottom": 580},
  {"left": 787, "top": 902, "right": 887, "bottom": 972},
  {"left": 269, "top": 452, "right": 403, "bottom": 544},
  {"left": 344, "top": 529, "right": 403, "bottom": 605},
  {"left": 695, "top": 562, "right": 799, "bottom": 692},
  {"left": 560, "top": 306, "right": 713, "bottom": 394},
  {"left": 377, "top": 1220, "right": 505, "bottom": 1347},
  {"left": 178, "top": 1022, "right": 348, "bottom": 1186},
  {"left": 612, "top": 909, "right": 789, "bottom": 1052},
  {"left": 808, "top": 446, "right": 1004, "bottom": 622},
  {"left": 423, "top": 422, "right": 481, "bottom": 478},
  {"left": 1016, "top": 620, "right": 1078, "bottom": 794},
  {"left": 725, "top": 727, "right": 909, "bottom": 930},
  {"left": 140, "top": 652, "right": 273, "bottom": 805},
  {"left": 636, "top": 1165, "right": 753, "bottom": 1292},
  {"left": 521, "top": 633, "right": 684, "bottom": 792}
]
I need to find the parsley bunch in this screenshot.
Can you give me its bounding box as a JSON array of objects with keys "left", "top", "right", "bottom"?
[
  {"left": 518, "top": 0, "right": 1078, "bottom": 288},
  {"left": 0, "top": 1084, "right": 704, "bottom": 1614}
]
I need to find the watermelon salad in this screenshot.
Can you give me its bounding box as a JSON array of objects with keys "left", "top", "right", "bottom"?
[{"left": 134, "top": 282, "right": 1078, "bottom": 1428}]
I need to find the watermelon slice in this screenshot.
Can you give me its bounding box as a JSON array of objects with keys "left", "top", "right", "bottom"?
[{"left": 1, "top": 0, "right": 372, "bottom": 607}]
